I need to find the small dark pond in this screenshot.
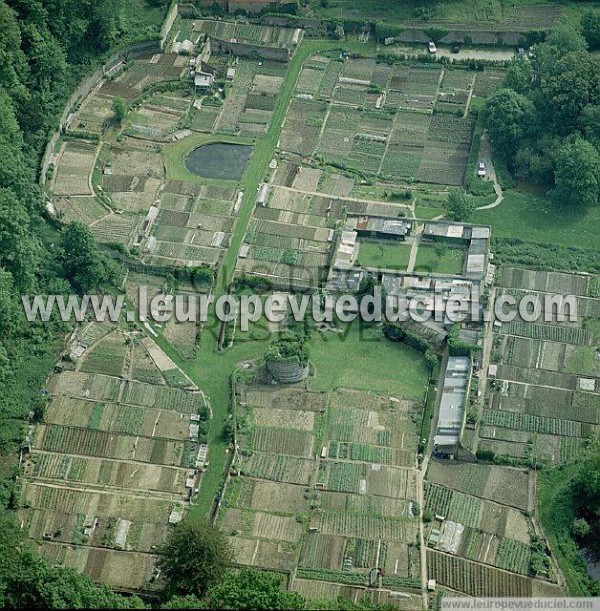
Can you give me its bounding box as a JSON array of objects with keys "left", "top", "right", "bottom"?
[{"left": 185, "top": 143, "right": 252, "bottom": 181}]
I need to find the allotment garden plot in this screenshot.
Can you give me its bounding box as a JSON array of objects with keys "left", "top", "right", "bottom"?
[
  {"left": 477, "top": 268, "right": 600, "bottom": 465},
  {"left": 48, "top": 52, "right": 292, "bottom": 267},
  {"left": 424, "top": 461, "right": 564, "bottom": 597},
  {"left": 19, "top": 325, "right": 210, "bottom": 591},
  {"left": 217, "top": 381, "right": 423, "bottom": 603},
  {"left": 213, "top": 59, "right": 289, "bottom": 137},
  {"left": 280, "top": 55, "right": 480, "bottom": 186}
]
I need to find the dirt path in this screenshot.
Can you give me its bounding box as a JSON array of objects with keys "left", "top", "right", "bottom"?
[
  {"left": 275, "top": 184, "right": 412, "bottom": 211},
  {"left": 417, "top": 349, "right": 449, "bottom": 603},
  {"left": 471, "top": 287, "right": 496, "bottom": 448},
  {"left": 406, "top": 224, "right": 423, "bottom": 273},
  {"left": 389, "top": 45, "right": 515, "bottom": 62},
  {"left": 476, "top": 131, "right": 504, "bottom": 210}
]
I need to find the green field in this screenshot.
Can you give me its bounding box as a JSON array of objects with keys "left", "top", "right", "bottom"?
[
  {"left": 358, "top": 239, "right": 412, "bottom": 270},
  {"left": 309, "top": 321, "right": 429, "bottom": 400},
  {"left": 415, "top": 206, "right": 447, "bottom": 220},
  {"left": 414, "top": 244, "right": 466, "bottom": 275},
  {"left": 475, "top": 191, "right": 600, "bottom": 250}
]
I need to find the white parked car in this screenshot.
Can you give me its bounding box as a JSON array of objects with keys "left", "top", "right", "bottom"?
[
  {"left": 427, "top": 41, "right": 437, "bottom": 54},
  {"left": 477, "top": 161, "right": 486, "bottom": 177}
]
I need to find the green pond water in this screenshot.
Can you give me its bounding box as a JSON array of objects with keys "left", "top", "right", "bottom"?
[{"left": 185, "top": 142, "right": 253, "bottom": 181}]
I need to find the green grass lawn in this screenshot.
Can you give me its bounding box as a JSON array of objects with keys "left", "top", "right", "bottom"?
[
  {"left": 414, "top": 206, "right": 447, "bottom": 220},
  {"left": 358, "top": 238, "right": 412, "bottom": 270},
  {"left": 414, "top": 244, "right": 466, "bottom": 275},
  {"left": 309, "top": 321, "right": 430, "bottom": 401},
  {"left": 474, "top": 190, "right": 600, "bottom": 250}
]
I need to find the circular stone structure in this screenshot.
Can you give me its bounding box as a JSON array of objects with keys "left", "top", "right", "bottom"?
[
  {"left": 266, "top": 360, "right": 310, "bottom": 384},
  {"left": 185, "top": 142, "right": 252, "bottom": 181}
]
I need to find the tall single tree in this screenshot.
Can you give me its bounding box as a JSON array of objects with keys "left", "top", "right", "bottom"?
[
  {"left": 61, "top": 221, "right": 117, "bottom": 293},
  {"left": 446, "top": 189, "right": 475, "bottom": 222},
  {"left": 112, "top": 97, "right": 127, "bottom": 125},
  {"left": 484, "top": 88, "right": 534, "bottom": 158},
  {"left": 157, "top": 518, "right": 233, "bottom": 598},
  {"left": 553, "top": 136, "right": 600, "bottom": 207}
]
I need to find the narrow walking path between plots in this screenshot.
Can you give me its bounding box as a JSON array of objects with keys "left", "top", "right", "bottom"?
[
  {"left": 406, "top": 224, "right": 423, "bottom": 273},
  {"left": 476, "top": 131, "right": 504, "bottom": 210}
]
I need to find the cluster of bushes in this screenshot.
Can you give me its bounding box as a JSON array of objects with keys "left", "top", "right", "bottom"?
[
  {"left": 233, "top": 273, "right": 274, "bottom": 293},
  {"left": 264, "top": 323, "right": 311, "bottom": 367},
  {"left": 383, "top": 321, "right": 443, "bottom": 355},
  {"left": 447, "top": 324, "right": 479, "bottom": 357}
]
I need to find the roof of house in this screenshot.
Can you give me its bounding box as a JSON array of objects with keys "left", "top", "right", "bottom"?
[
  {"left": 471, "top": 226, "right": 491, "bottom": 239},
  {"left": 466, "top": 253, "right": 485, "bottom": 274},
  {"left": 194, "top": 72, "right": 214, "bottom": 87},
  {"left": 356, "top": 216, "right": 411, "bottom": 236},
  {"left": 424, "top": 222, "right": 467, "bottom": 240},
  {"left": 326, "top": 269, "right": 364, "bottom": 292}
]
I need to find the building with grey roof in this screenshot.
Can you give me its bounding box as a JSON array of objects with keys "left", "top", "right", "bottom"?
[
  {"left": 434, "top": 356, "right": 470, "bottom": 447},
  {"left": 356, "top": 216, "right": 412, "bottom": 240}
]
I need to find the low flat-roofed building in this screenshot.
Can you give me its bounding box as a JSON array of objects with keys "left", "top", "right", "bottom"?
[
  {"left": 194, "top": 71, "right": 214, "bottom": 89},
  {"left": 434, "top": 278, "right": 472, "bottom": 294},
  {"left": 341, "top": 230, "right": 357, "bottom": 247},
  {"left": 434, "top": 356, "right": 470, "bottom": 447},
  {"left": 239, "top": 243, "right": 250, "bottom": 259},
  {"left": 466, "top": 254, "right": 485, "bottom": 275},
  {"left": 326, "top": 269, "right": 364, "bottom": 293},
  {"left": 423, "top": 222, "right": 468, "bottom": 242},
  {"left": 257, "top": 183, "right": 269, "bottom": 205},
  {"left": 356, "top": 216, "right": 412, "bottom": 240},
  {"left": 211, "top": 231, "right": 225, "bottom": 248},
  {"left": 471, "top": 226, "right": 491, "bottom": 240},
  {"left": 382, "top": 273, "right": 404, "bottom": 296}
]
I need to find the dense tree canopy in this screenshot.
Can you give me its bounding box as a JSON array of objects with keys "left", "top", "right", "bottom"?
[
  {"left": 485, "top": 19, "right": 600, "bottom": 206},
  {"left": 484, "top": 88, "right": 533, "bottom": 158},
  {"left": 553, "top": 136, "right": 600, "bottom": 207},
  {"left": 157, "top": 517, "right": 234, "bottom": 598},
  {"left": 446, "top": 189, "right": 476, "bottom": 222},
  {"left": 569, "top": 446, "right": 600, "bottom": 563},
  {"left": 60, "top": 221, "right": 119, "bottom": 293},
  {"left": 208, "top": 568, "right": 305, "bottom": 610}
]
